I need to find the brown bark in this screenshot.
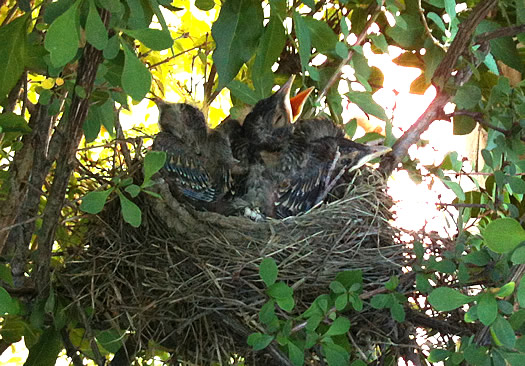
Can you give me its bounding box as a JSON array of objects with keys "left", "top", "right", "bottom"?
[{"left": 34, "top": 9, "right": 111, "bottom": 297}]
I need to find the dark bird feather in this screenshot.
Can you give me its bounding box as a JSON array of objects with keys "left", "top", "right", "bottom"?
[
  {"left": 274, "top": 118, "right": 391, "bottom": 218},
  {"left": 152, "top": 101, "right": 236, "bottom": 207}
]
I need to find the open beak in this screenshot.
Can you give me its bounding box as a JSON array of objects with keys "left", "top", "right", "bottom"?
[{"left": 290, "top": 86, "right": 314, "bottom": 122}]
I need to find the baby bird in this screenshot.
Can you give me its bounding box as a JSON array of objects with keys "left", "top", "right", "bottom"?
[
  {"left": 274, "top": 118, "right": 391, "bottom": 218},
  {"left": 152, "top": 101, "right": 236, "bottom": 208}
]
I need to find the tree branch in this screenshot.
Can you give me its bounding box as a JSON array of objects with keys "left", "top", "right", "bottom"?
[
  {"left": 34, "top": 9, "right": 110, "bottom": 298},
  {"left": 379, "top": 0, "right": 499, "bottom": 176},
  {"left": 475, "top": 24, "right": 525, "bottom": 44}
]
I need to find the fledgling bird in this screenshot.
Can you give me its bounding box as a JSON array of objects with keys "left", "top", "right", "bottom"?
[
  {"left": 273, "top": 118, "right": 392, "bottom": 218},
  {"left": 241, "top": 75, "right": 314, "bottom": 159},
  {"left": 151, "top": 101, "right": 237, "bottom": 209}
]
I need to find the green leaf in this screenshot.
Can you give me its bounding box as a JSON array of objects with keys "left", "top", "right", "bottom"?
[
  {"left": 428, "top": 287, "right": 471, "bottom": 311},
  {"left": 428, "top": 349, "right": 451, "bottom": 363},
  {"left": 211, "top": 0, "right": 263, "bottom": 89},
  {"left": 427, "top": 12, "right": 446, "bottom": 32},
  {"left": 385, "top": 276, "right": 400, "bottom": 291},
  {"left": 276, "top": 296, "right": 295, "bottom": 312},
  {"left": 453, "top": 114, "right": 477, "bottom": 135},
  {"left": 0, "top": 113, "right": 32, "bottom": 134},
  {"left": 322, "top": 342, "right": 349, "bottom": 366},
  {"left": 390, "top": 301, "right": 406, "bottom": 322},
  {"left": 346, "top": 91, "right": 388, "bottom": 121},
  {"left": 370, "top": 294, "right": 391, "bottom": 309},
  {"left": 227, "top": 80, "right": 259, "bottom": 105},
  {"left": 80, "top": 189, "right": 112, "bottom": 214},
  {"left": 518, "top": 274, "right": 525, "bottom": 308},
  {"left": 103, "top": 35, "right": 120, "bottom": 60},
  {"left": 143, "top": 150, "right": 167, "bottom": 182},
  {"left": 484, "top": 218, "right": 525, "bottom": 253},
  {"left": 252, "top": 15, "right": 286, "bottom": 93},
  {"left": 454, "top": 84, "right": 481, "bottom": 109},
  {"left": 324, "top": 317, "right": 350, "bottom": 337},
  {"left": 335, "top": 42, "right": 348, "bottom": 59},
  {"left": 0, "top": 14, "right": 29, "bottom": 99},
  {"left": 83, "top": 99, "right": 115, "bottom": 142},
  {"left": 44, "top": 0, "right": 80, "bottom": 67},
  {"left": 0, "top": 287, "right": 19, "bottom": 315},
  {"left": 293, "top": 12, "right": 311, "bottom": 71},
  {"left": 118, "top": 193, "right": 142, "bottom": 227},
  {"left": 267, "top": 282, "right": 293, "bottom": 299},
  {"left": 121, "top": 42, "right": 151, "bottom": 101},
  {"left": 259, "top": 300, "right": 276, "bottom": 325},
  {"left": 287, "top": 342, "right": 304, "bottom": 366},
  {"left": 96, "top": 329, "right": 124, "bottom": 353},
  {"left": 260, "top": 258, "right": 278, "bottom": 287},
  {"left": 195, "top": 0, "right": 215, "bottom": 11},
  {"left": 124, "top": 184, "right": 141, "bottom": 198},
  {"left": 335, "top": 294, "right": 348, "bottom": 311},
  {"left": 0, "top": 264, "right": 13, "bottom": 286},
  {"left": 247, "top": 333, "right": 274, "bottom": 351},
  {"left": 24, "top": 327, "right": 63, "bottom": 366},
  {"left": 86, "top": 0, "right": 108, "bottom": 50},
  {"left": 122, "top": 28, "right": 173, "bottom": 51},
  {"left": 497, "top": 282, "right": 515, "bottom": 298},
  {"left": 303, "top": 16, "right": 338, "bottom": 55},
  {"left": 329, "top": 281, "right": 346, "bottom": 294},
  {"left": 490, "top": 315, "right": 516, "bottom": 349},
  {"left": 386, "top": 13, "right": 424, "bottom": 49},
  {"left": 440, "top": 179, "right": 465, "bottom": 200},
  {"left": 508, "top": 177, "right": 525, "bottom": 195},
  {"left": 478, "top": 293, "right": 498, "bottom": 326}
]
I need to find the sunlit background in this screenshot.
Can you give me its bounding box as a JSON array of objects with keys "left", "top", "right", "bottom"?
[{"left": 0, "top": 2, "right": 482, "bottom": 365}]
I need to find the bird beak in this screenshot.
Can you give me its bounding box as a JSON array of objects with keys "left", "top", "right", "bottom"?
[
  {"left": 290, "top": 87, "right": 314, "bottom": 122},
  {"left": 346, "top": 145, "right": 392, "bottom": 173}
]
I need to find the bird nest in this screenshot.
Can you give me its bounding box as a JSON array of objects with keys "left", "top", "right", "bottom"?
[{"left": 60, "top": 166, "right": 405, "bottom": 364}]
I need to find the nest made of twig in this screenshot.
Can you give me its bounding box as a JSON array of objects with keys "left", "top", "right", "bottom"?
[{"left": 60, "top": 167, "right": 405, "bottom": 364}]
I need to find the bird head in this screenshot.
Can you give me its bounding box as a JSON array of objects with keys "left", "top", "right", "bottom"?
[
  {"left": 154, "top": 99, "right": 207, "bottom": 140},
  {"left": 245, "top": 75, "right": 313, "bottom": 130},
  {"left": 339, "top": 141, "right": 391, "bottom": 173}
]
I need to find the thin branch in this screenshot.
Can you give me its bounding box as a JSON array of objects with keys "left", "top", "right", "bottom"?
[
  {"left": 148, "top": 42, "right": 209, "bottom": 69},
  {"left": 0, "top": 215, "right": 41, "bottom": 233},
  {"left": 417, "top": 0, "right": 446, "bottom": 50},
  {"left": 446, "top": 110, "right": 525, "bottom": 142},
  {"left": 475, "top": 24, "right": 525, "bottom": 44}
]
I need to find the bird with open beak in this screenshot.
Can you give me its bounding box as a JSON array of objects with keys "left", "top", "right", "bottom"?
[
  {"left": 151, "top": 100, "right": 237, "bottom": 209},
  {"left": 218, "top": 76, "right": 313, "bottom": 220}
]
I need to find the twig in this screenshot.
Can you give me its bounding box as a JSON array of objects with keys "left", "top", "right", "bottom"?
[
  {"left": 417, "top": 0, "right": 446, "bottom": 50},
  {"left": 114, "top": 107, "right": 133, "bottom": 169},
  {"left": 0, "top": 215, "right": 41, "bottom": 233},
  {"left": 475, "top": 24, "right": 525, "bottom": 44},
  {"left": 148, "top": 42, "right": 209, "bottom": 69},
  {"left": 446, "top": 111, "right": 525, "bottom": 142},
  {"left": 436, "top": 202, "right": 490, "bottom": 209}
]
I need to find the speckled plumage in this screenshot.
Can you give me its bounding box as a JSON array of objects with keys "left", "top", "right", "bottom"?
[{"left": 152, "top": 102, "right": 236, "bottom": 207}]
